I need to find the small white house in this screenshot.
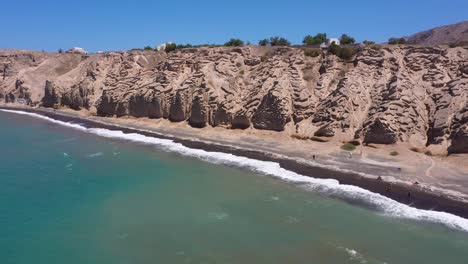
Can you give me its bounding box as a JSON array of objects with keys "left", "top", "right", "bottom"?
[
  {"left": 66, "top": 47, "right": 88, "bottom": 54},
  {"left": 320, "top": 38, "right": 341, "bottom": 48}
]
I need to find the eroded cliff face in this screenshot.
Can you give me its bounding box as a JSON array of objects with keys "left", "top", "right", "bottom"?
[{"left": 1, "top": 46, "right": 467, "bottom": 154}]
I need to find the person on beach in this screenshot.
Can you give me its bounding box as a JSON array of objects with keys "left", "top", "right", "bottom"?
[
  {"left": 377, "top": 176, "right": 382, "bottom": 181},
  {"left": 312, "top": 154, "right": 316, "bottom": 161}
]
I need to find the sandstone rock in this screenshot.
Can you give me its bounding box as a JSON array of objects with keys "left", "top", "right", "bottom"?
[
  {"left": 189, "top": 96, "right": 208, "bottom": 128},
  {"left": 364, "top": 119, "right": 398, "bottom": 144},
  {"left": 42, "top": 80, "right": 61, "bottom": 107},
  {"left": 252, "top": 90, "right": 291, "bottom": 131},
  {"left": 1, "top": 46, "right": 467, "bottom": 154},
  {"left": 169, "top": 92, "right": 187, "bottom": 122}
]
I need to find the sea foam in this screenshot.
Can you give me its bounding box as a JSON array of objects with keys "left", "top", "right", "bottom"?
[{"left": 2, "top": 109, "right": 468, "bottom": 232}]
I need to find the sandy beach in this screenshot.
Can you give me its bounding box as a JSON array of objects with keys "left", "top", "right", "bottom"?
[{"left": 2, "top": 104, "right": 468, "bottom": 218}]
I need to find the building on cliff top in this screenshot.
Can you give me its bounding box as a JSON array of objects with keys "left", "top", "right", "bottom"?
[{"left": 66, "top": 47, "right": 88, "bottom": 54}]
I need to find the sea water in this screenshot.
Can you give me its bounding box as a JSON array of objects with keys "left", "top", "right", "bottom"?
[{"left": 1, "top": 110, "right": 467, "bottom": 264}]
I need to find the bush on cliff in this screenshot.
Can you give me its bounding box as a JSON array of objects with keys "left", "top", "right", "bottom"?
[
  {"left": 224, "top": 39, "right": 244, "bottom": 47},
  {"left": 340, "top": 34, "right": 356, "bottom": 45},
  {"left": 303, "top": 33, "right": 327, "bottom": 46},
  {"left": 328, "top": 43, "right": 356, "bottom": 61},
  {"left": 269, "top": 36, "right": 291, "bottom": 46},
  {"left": 341, "top": 143, "right": 356, "bottom": 151},
  {"left": 388, "top": 37, "right": 407, "bottom": 45},
  {"left": 304, "top": 49, "right": 321, "bottom": 57},
  {"left": 258, "top": 39, "right": 269, "bottom": 46},
  {"left": 165, "top": 43, "right": 177, "bottom": 52},
  {"left": 363, "top": 40, "right": 375, "bottom": 45}
]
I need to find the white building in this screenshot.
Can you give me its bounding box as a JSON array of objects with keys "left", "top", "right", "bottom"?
[
  {"left": 66, "top": 47, "right": 88, "bottom": 54},
  {"left": 320, "top": 38, "right": 341, "bottom": 48}
]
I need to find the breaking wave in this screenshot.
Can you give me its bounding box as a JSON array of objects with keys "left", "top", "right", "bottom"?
[{"left": 2, "top": 109, "right": 468, "bottom": 232}]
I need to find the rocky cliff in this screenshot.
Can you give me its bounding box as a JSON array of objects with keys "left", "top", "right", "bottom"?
[{"left": 1, "top": 46, "right": 467, "bottom": 154}]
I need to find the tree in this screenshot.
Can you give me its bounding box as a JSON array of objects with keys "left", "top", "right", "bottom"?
[
  {"left": 165, "top": 43, "right": 177, "bottom": 52},
  {"left": 340, "top": 34, "right": 355, "bottom": 45},
  {"left": 258, "top": 39, "right": 269, "bottom": 46},
  {"left": 144, "top": 46, "right": 153, "bottom": 50},
  {"left": 176, "top": 44, "right": 193, "bottom": 49},
  {"left": 303, "top": 33, "right": 327, "bottom": 45},
  {"left": 224, "top": 38, "right": 244, "bottom": 47},
  {"left": 269, "top": 36, "right": 290, "bottom": 46},
  {"left": 58, "top": 48, "right": 63, "bottom": 53},
  {"left": 362, "top": 40, "right": 375, "bottom": 45}
]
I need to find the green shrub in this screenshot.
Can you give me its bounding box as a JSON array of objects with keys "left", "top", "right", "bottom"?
[
  {"left": 176, "top": 44, "right": 193, "bottom": 49},
  {"left": 370, "top": 44, "right": 382, "bottom": 51},
  {"left": 363, "top": 40, "right": 375, "bottom": 45},
  {"left": 304, "top": 49, "right": 321, "bottom": 57},
  {"left": 224, "top": 38, "right": 244, "bottom": 47},
  {"left": 340, "top": 143, "right": 356, "bottom": 151},
  {"left": 338, "top": 46, "right": 356, "bottom": 60},
  {"left": 303, "top": 33, "right": 327, "bottom": 46},
  {"left": 165, "top": 43, "right": 177, "bottom": 52},
  {"left": 328, "top": 43, "right": 356, "bottom": 60},
  {"left": 143, "top": 46, "right": 153, "bottom": 50},
  {"left": 328, "top": 42, "right": 341, "bottom": 55},
  {"left": 269, "top": 36, "right": 291, "bottom": 46},
  {"left": 389, "top": 151, "right": 399, "bottom": 156},
  {"left": 258, "top": 39, "right": 269, "bottom": 46},
  {"left": 388, "top": 37, "right": 406, "bottom": 45},
  {"left": 340, "top": 34, "right": 355, "bottom": 45}
]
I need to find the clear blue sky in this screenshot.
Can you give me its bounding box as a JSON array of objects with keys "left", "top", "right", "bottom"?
[{"left": 2, "top": 0, "right": 467, "bottom": 52}]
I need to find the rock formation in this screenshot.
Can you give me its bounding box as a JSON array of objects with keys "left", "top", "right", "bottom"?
[{"left": 1, "top": 45, "right": 467, "bottom": 154}]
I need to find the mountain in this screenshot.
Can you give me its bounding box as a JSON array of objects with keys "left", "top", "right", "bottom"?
[
  {"left": 1, "top": 45, "right": 467, "bottom": 154},
  {"left": 407, "top": 21, "right": 468, "bottom": 45}
]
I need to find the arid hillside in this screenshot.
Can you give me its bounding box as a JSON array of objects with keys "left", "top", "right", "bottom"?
[
  {"left": 1, "top": 45, "right": 467, "bottom": 154},
  {"left": 407, "top": 21, "right": 468, "bottom": 46}
]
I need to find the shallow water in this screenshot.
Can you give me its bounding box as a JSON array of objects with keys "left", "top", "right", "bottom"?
[{"left": 1, "top": 111, "right": 468, "bottom": 264}]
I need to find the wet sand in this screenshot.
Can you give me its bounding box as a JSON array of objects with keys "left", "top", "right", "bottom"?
[{"left": 2, "top": 105, "right": 468, "bottom": 219}]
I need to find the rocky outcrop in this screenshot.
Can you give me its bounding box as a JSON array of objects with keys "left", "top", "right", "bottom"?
[
  {"left": 42, "top": 80, "right": 61, "bottom": 107},
  {"left": 1, "top": 46, "right": 467, "bottom": 154}
]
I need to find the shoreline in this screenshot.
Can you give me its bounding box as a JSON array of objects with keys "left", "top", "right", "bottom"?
[{"left": 2, "top": 105, "right": 468, "bottom": 219}]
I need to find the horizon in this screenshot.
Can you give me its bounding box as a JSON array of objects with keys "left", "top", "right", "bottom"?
[{"left": 2, "top": 0, "right": 467, "bottom": 52}]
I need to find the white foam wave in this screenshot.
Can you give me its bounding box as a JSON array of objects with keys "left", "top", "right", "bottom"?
[
  {"left": 340, "top": 247, "right": 368, "bottom": 264},
  {"left": 3, "top": 109, "right": 468, "bottom": 232},
  {"left": 86, "top": 152, "right": 103, "bottom": 158}
]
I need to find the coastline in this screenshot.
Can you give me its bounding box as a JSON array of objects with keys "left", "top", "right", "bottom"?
[{"left": 2, "top": 105, "right": 468, "bottom": 220}]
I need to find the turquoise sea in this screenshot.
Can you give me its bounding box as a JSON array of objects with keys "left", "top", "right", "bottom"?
[{"left": 1, "top": 110, "right": 468, "bottom": 264}]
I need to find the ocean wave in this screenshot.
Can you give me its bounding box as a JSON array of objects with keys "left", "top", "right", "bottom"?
[
  {"left": 86, "top": 152, "right": 103, "bottom": 158},
  {"left": 2, "top": 109, "right": 468, "bottom": 232}
]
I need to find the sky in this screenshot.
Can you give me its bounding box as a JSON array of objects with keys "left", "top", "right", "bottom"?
[{"left": 2, "top": 0, "right": 467, "bottom": 52}]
